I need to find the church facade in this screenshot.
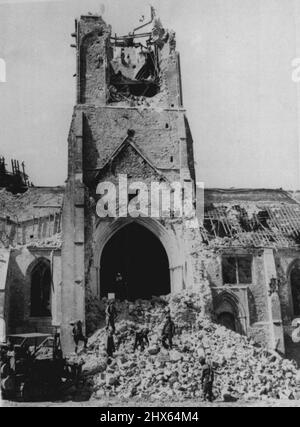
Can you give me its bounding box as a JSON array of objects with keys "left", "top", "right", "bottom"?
[
  {"left": 60, "top": 14, "right": 207, "bottom": 352},
  {"left": 1, "top": 13, "right": 300, "bottom": 362}
]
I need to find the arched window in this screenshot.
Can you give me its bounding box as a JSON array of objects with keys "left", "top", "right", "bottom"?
[
  {"left": 30, "top": 258, "right": 52, "bottom": 317},
  {"left": 290, "top": 263, "right": 300, "bottom": 316}
]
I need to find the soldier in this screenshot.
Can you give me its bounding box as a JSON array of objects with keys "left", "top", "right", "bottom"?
[
  {"left": 161, "top": 314, "right": 176, "bottom": 350},
  {"left": 133, "top": 328, "right": 150, "bottom": 352},
  {"left": 106, "top": 299, "right": 118, "bottom": 333},
  {"left": 106, "top": 327, "right": 115, "bottom": 358},
  {"left": 71, "top": 320, "right": 88, "bottom": 354},
  {"left": 200, "top": 357, "right": 215, "bottom": 402}
]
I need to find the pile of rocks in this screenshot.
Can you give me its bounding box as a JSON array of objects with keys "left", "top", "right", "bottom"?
[{"left": 79, "top": 292, "right": 299, "bottom": 402}]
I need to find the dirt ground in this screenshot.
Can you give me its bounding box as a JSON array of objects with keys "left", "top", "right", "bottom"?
[{"left": 2, "top": 398, "right": 300, "bottom": 407}]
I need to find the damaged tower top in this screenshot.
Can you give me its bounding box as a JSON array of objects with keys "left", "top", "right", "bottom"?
[{"left": 72, "top": 7, "right": 183, "bottom": 109}]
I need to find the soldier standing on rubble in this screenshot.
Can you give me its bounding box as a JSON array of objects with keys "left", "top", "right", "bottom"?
[
  {"left": 106, "top": 327, "right": 115, "bottom": 358},
  {"left": 106, "top": 299, "right": 118, "bottom": 333},
  {"left": 200, "top": 357, "right": 215, "bottom": 402},
  {"left": 71, "top": 320, "right": 88, "bottom": 354},
  {"left": 161, "top": 314, "right": 176, "bottom": 350}
]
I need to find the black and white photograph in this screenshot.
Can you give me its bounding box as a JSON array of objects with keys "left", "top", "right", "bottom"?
[{"left": 1, "top": 0, "right": 300, "bottom": 411}]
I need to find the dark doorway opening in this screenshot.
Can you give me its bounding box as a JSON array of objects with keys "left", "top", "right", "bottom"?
[
  {"left": 217, "top": 312, "right": 236, "bottom": 332},
  {"left": 30, "top": 258, "right": 52, "bottom": 317},
  {"left": 291, "top": 265, "right": 300, "bottom": 316},
  {"left": 100, "top": 223, "right": 170, "bottom": 300}
]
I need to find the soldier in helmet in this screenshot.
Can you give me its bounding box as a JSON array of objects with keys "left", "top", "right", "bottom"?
[
  {"left": 71, "top": 320, "right": 88, "bottom": 354},
  {"left": 161, "top": 314, "right": 176, "bottom": 350},
  {"left": 200, "top": 357, "right": 215, "bottom": 402},
  {"left": 106, "top": 327, "right": 115, "bottom": 358},
  {"left": 105, "top": 299, "right": 118, "bottom": 334}
]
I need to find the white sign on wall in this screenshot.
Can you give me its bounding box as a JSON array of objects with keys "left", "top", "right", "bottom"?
[
  {"left": 0, "top": 58, "right": 6, "bottom": 83},
  {"left": 0, "top": 317, "right": 5, "bottom": 343},
  {"left": 0, "top": 249, "right": 10, "bottom": 291}
]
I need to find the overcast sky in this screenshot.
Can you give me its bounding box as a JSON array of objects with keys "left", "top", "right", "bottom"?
[{"left": 0, "top": 0, "right": 300, "bottom": 189}]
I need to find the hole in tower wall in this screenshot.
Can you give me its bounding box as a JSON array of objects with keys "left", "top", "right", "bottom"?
[{"left": 107, "top": 44, "right": 161, "bottom": 103}]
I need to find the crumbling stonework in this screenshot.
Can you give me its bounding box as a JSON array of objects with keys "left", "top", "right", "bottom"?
[
  {"left": 1, "top": 12, "right": 300, "bottom": 371},
  {"left": 202, "top": 189, "right": 300, "bottom": 357},
  {"left": 61, "top": 14, "right": 209, "bottom": 353},
  {"left": 0, "top": 187, "right": 64, "bottom": 336},
  {"left": 60, "top": 13, "right": 300, "bottom": 360}
]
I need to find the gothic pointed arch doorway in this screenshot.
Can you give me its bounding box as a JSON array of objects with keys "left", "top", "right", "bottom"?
[{"left": 100, "top": 222, "right": 171, "bottom": 300}]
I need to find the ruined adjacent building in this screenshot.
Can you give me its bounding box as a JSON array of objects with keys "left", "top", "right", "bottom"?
[
  {"left": 202, "top": 188, "right": 300, "bottom": 361},
  {"left": 1, "top": 12, "right": 300, "bottom": 363},
  {"left": 0, "top": 157, "right": 30, "bottom": 194},
  {"left": 0, "top": 186, "right": 63, "bottom": 338}
]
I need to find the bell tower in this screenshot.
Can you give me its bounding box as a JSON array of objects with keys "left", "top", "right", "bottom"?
[{"left": 61, "top": 11, "right": 207, "bottom": 354}]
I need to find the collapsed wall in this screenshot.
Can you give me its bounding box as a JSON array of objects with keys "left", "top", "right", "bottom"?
[
  {"left": 0, "top": 187, "right": 63, "bottom": 248},
  {"left": 199, "top": 189, "right": 300, "bottom": 356}
]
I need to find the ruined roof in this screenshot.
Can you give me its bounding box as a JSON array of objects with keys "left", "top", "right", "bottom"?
[
  {"left": 205, "top": 188, "right": 297, "bottom": 204},
  {"left": 0, "top": 187, "right": 64, "bottom": 249},
  {"left": 1, "top": 185, "right": 299, "bottom": 250},
  {"left": 290, "top": 191, "right": 300, "bottom": 204},
  {"left": 0, "top": 186, "right": 64, "bottom": 222},
  {"left": 201, "top": 189, "right": 300, "bottom": 249}
]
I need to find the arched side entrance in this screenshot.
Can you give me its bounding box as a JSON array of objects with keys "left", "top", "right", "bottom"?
[
  {"left": 94, "top": 217, "right": 184, "bottom": 298},
  {"left": 214, "top": 291, "right": 247, "bottom": 335},
  {"left": 100, "top": 223, "right": 170, "bottom": 300},
  {"left": 217, "top": 312, "right": 236, "bottom": 332}
]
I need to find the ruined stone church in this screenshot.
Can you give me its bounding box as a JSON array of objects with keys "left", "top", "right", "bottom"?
[{"left": 1, "top": 13, "right": 300, "bottom": 361}]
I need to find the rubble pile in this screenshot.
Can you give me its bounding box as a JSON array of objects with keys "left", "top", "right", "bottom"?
[{"left": 79, "top": 292, "right": 299, "bottom": 402}]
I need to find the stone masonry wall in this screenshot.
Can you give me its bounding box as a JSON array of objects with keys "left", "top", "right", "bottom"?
[
  {"left": 275, "top": 250, "right": 300, "bottom": 363},
  {"left": 81, "top": 106, "right": 187, "bottom": 187},
  {"left": 205, "top": 248, "right": 274, "bottom": 348},
  {"left": 6, "top": 248, "right": 61, "bottom": 334}
]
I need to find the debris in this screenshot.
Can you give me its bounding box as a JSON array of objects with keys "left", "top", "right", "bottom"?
[
  {"left": 202, "top": 189, "right": 300, "bottom": 249},
  {"left": 77, "top": 291, "right": 299, "bottom": 402}
]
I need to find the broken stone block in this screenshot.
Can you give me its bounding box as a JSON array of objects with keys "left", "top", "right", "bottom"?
[
  {"left": 169, "top": 350, "right": 182, "bottom": 362},
  {"left": 148, "top": 346, "right": 160, "bottom": 355}
]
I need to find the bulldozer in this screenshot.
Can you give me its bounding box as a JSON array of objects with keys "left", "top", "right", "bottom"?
[{"left": 0, "top": 332, "right": 82, "bottom": 401}]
